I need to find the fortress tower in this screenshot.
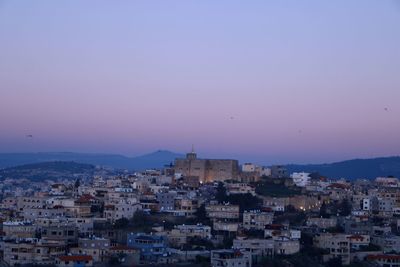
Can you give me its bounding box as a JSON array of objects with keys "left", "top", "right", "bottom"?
[{"left": 174, "top": 147, "right": 240, "bottom": 183}]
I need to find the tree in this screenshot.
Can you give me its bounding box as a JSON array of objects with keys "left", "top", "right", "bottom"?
[
  {"left": 300, "top": 232, "right": 314, "bottom": 248},
  {"left": 326, "top": 225, "right": 345, "bottom": 233},
  {"left": 129, "top": 210, "right": 148, "bottom": 228},
  {"left": 113, "top": 218, "right": 129, "bottom": 229},
  {"left": 221, "top": 235, "right": 234, "bottom": 248},
  {"left": 243, "top": 229, "right": 264, "bottom": 238},
  {"left": 216, "top": 182, "right": 227, "bottom": 203},
  {"left": 195, "top": 255, "right": 211, "bottom": 267},
  {"left": 186, "top": 237, "right": 215, "bottom": 250},
  {"left": 319, "top": 201, "right": 329, "bottom": 218},
  {"left": 338, "top": 199, "right": 352, "bottom": 216},
  {"left": 215, "top": 182, "right": 262, "bottom": 212},
  {"left": 327, "top": 257, "right": 342, "bottom": 267},
  {"left": 285, "top": 205, "right": 296, "bottom": 213},
  {"left": 226, "top": 193, "right": 262, "bottom": 213},
  {"left": 108, "top": 255, "right": 120, "bottom": 266},
  {"left": 193, "top": 204, "right": 211, "bottom": 225},
  {"left": 91, "top": 203, "right": 104, "bottom": 214}
]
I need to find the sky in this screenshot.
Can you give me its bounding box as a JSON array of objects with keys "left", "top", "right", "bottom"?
[{"left": 0, "top": 0, "right": 399, "bottom": 165}]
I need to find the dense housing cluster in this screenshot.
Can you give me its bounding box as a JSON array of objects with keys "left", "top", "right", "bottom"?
[{"left": 0, "top": 151, "right": 399, "bottom": 267}]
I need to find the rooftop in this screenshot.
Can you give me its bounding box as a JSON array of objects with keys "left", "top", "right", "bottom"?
[{"left": 58, "top": 255, "right": 93, "bottom": 262}]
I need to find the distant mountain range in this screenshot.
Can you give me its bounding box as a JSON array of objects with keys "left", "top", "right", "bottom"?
[
  {"left": 0, "top": 150, "right": 183, "bottom": 171},
  {"left": 0, "top": 161, "right": 96, "bottom": 182},
  {"left": 286, "top": 156, "right": 400, "bottom": 180},
  {"left": 0, "top": 152, "right": 400, "bottom": 179}
]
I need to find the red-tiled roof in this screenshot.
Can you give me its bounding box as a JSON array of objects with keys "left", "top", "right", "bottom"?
[
  {"left": 234, "top": 250, "right": 243, "bottom": 257},
  {"left": 111, "top": 245, "right": 138, "bottom": 251},
  {"left": 265, "top": 224, "right": 284, "bottom": 230},
  {"left": 262, "top": 207, "right": 273, "bottom": 212},
  {"left": 347, "top": 235, "right": 365, "bottom": 240},
  {"left": 328, "top": 183, "right": 350, "bottom": 189},
  {"left": 81, "top": 194, "right": 95, "bottom": 200},
  {"left": 367, "top": 255, "right": 400, "bottom": 260},
  {"left": 58, "top": 255, "right": 93, "bottom": 261},
  {"left": 76, "top": 194, "right": 96, "bottom": 203}
]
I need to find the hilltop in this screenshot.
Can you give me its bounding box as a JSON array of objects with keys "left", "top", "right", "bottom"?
[
  {"left": 285, "top": 156, "right": 400, "bottom": 180},
  {"left": 1, "top": 152, "right": 400, "bottom": 180},
  {"left": 0, "top": 161, "right": 96, "bottom": 182},
  {"left": 0, "top": 150, "right": 183, "bottom": 171}
]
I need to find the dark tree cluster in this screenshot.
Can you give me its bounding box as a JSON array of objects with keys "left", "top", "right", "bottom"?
[{"left": 215, "top": 182, "right": 262, "bottom": 212}]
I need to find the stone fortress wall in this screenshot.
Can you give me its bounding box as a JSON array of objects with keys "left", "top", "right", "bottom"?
[{"left": 174, "top": 150, "right": 240, "bottom": 183}]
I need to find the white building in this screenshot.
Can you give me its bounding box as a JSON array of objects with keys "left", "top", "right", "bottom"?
[
  {"left": 259, "top": 167, "right": 272, "bottom": 177},
  {"left": 290, "top": 172, "right": 311, "bottom": 187},
  {"left": 375, "top": 177, "right": 399, "bottom": 187},
  {"left": 104, "top": 201, "right": 142, "bottom": 222},
  {"left": 243, "top": 210, "right": 274, "bottom": 231},
  {"left": 211, "top": 249, "right": 252, "bottom": 267},
  {"left": 242, "top": 163, "right": 257, "bottom": 173},
  {"left": 273, "top": 237, "right": 300, "bottom": 255},
  {"left": 226, "top": 183, "right": 256, "bottom": 196},
  {"left": 233, "top": 238, "right": 274, "bottom": 261},
  {"left": 264, "top": 224, "right": 301, "bottom": 240},
  {"left": 306, "top": 217, "right": 337, "bottom": 229},
  {"left": 362, "top": 197, "right": 378, "bottom": 212},
  {"left": 378, "top": 198, "right": 394, "bottom": 216},
  {"left": 313, "top": 233, "right": 369, "bottom": 265},
  {"left": 174, "top": 224, "right": 212, "bottom": 239}
]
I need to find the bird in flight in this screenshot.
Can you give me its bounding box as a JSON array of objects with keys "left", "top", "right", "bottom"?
[{"left": 26, "top": 134, "right": 33, "bottom": 138}]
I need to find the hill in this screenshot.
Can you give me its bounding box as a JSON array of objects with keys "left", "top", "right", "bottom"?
[
  {"left": 285, "top": 156, "right": 400, "bottom": 180},
  {"left": 0, "top": 150, "right": 184, "bottom": 171},
  {"left": 2, "top": 152, "right": 400, "bottom": 179},
  {"left": 0, "top": 161, "right": 96, "bottom": 182}
]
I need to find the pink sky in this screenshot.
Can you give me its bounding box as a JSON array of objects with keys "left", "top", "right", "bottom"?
[{"left": 0, "top": 1, "right": 399, "bottom": 164}]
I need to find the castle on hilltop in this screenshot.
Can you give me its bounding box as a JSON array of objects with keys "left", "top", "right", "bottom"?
[{"left": 174, "top": 148, "right": 240, "bottom": 183}]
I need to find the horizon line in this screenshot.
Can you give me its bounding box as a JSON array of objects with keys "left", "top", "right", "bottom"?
[{"left": 0, "top": 150, "right": 399, "bottom": 166}]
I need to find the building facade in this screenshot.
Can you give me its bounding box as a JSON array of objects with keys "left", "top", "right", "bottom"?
[{"left": 174, "top": 150, "right": 240, "bottom": 183}]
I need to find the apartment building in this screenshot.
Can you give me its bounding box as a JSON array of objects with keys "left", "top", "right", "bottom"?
[
  {"left": 211, "top": 249, "right": 252, "bottom": 267},
  {"left": 243, "top": 210, "right": 274, "bottom": 231}
]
